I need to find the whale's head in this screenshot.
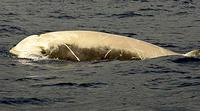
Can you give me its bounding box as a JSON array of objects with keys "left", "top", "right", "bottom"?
[
  {"left": 10, "top": 34, "right": 72, "bottom": 60},
  {"left": 10, "top": 35, "right": 52, "bottom": 59}
]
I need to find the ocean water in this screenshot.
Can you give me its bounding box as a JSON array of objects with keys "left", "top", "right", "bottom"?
[{"left": 0, "top": 0, "right": 200, "bottom": 111}]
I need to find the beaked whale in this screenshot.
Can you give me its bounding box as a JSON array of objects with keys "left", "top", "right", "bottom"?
[{"left": 10, "top": 31, "right": 200, "bottom": 61}]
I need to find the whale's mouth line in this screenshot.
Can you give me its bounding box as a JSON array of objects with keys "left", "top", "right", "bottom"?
[{"left": 9, "top": 47, "right": 47, "bottom": 60}]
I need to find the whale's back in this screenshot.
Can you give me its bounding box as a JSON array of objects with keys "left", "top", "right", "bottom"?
[{"left": 40, "top": 31, "right": 179, "bottom": 59}]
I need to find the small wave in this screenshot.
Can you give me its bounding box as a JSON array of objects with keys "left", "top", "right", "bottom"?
[
  {"left": 49, "top": 15, "right": 76, "bottom": 19},
  {"left": 145, "top": 75, "right": 200, "bottom": 90},
  {"left": 139, "top": 8, "right": 170, "bottom": 12},
  {"left": 172, "top": 57, "right": 200, "bottom": 63},
  {"left": 0, "top": 97, "right": 49, "bottom": 105},
  {"left": 181, "top": 76, "right": 200, "bottom": 80},
  {"left": 108, "top": 11, "right": 153, "bottom": 18},
  {"left": 0, "top": 25, "right": 26, "bottom": 35},
  {"left": 143, "top": 64, "right": 188, "bottom": 74},
  {"left": 175, "top": 11, "right": 189, "bottom": 15},
  {"left": 0, "top": 97, "right": 75, "bottom": 105},
  {"left": 144, "top": 78, "right": 174, "bottom": 90},
  {"left": 2, "top": 12, "right": 18, "bottom": 16},
  {"left": 175, "top": 0, "right": 196, "bottom": 8},
  {"left": 32, "top": 82, "right": 107, "bottom": 88},
  {"left": 154, "top": 106, "right": 188, "bottom": 111},
  {"left": 0, "top": 46, "right": 10, "bottom": 58},
  {"left": 99, "top": 30, "right": 137, "bottom": 37},
  {"left": 120, "top": 32, "right": 137, "bottom": 37},
  {"left": 116, "top": 70, "right": 136, "bottom": 76},
  {"left": 133, "top": 0, "right": 149, "bottom": 2},
  {"left": 176, "top": 82, "right": 200, "bottom": 88},
  {"left": 152, "top": 42, "right": 177, "bottom": 48},
  {"left": 94, "top": 13, "right": 105, "bottom": 16},
  {"left": 16, "top": 76, "right": 60, "bottom": 82},
  {"left": 175, "top": 0, "right": 194, "bottom": 4},
  {"left": 143, "top": 70, "right": 187, "bottom": 74}
]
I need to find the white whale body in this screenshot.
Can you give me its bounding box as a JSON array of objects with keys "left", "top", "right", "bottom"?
[{"left": 10, "top": 31, "right": 200, "bottom": 61}]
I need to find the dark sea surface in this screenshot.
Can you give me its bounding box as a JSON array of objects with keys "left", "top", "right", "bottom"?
[{"left": 0, "top": 0, "right": 200, "bottom": 111}]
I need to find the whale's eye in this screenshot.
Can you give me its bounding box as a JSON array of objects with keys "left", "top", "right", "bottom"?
[{"left": 41, "top": 49, "right": 46, "bottom": 55}]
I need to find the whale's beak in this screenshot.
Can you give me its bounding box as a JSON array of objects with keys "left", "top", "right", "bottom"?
[{"left": 9, "top": 47, "right": 18, "bottom": 56}]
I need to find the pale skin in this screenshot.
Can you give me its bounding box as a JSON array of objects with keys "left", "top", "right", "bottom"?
[{"left": 10, "top": 31, "right": 199, "bottom": 61}]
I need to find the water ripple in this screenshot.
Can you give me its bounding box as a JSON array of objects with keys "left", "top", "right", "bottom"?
[
  {"left": 172, "top": 57, "right": 200, "bottom": 64},
  {"left": 49, "top": 15, "right": 76, "bottom": 19},
  {"left": 176, "top": 82, "right": 200, "bottom": 88},
  {"left": 153, "top": 42, "right": 178, "bottom": 48},
  {"left": 100, "top": 30, "right": 137, "bottom": 37},
  {"left": 0, "top": 97, "right": 49, "bottom": 105},
  {"left": 181, "top": 76, "right": 200, "bottom": 80},
  {"left": 16, "top": 76, "right": 60, "bottom": 82},
  {"left": 133, "top": 0, "right": 149, "bottom": 2},
  {"left": 0, "top": 24, "right": 26, "bottom": 35},
  {"left": 174, "top": 11, "right": 189, "bottom": 15},
  {"left": 0, "top": 97, "right": 74, "bottom": 105},
  {"left": 109, "top": 11, "right": 153, "bottom": 18},
  {"left": 0, "top": 45, "right": 11, "bottom": 58},
  {"left": 32, "top": 82, "right": 107, "bottom": 88},
  {"left": 144, "top": 64, "right": 188, "bottom": 74},
  {"left": 139, "top": 8, "right": 170, "bottom": 12}
]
